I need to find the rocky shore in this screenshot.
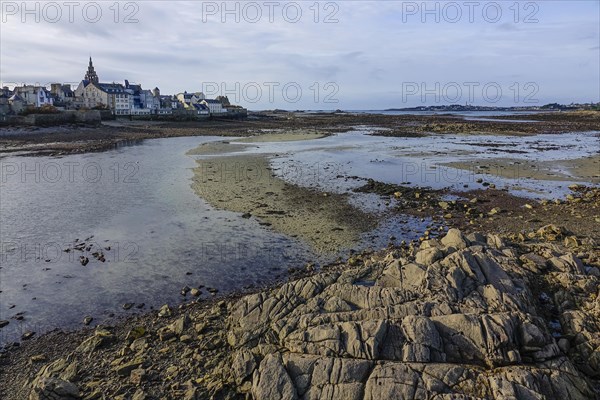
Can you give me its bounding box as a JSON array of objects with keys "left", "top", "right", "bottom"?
[
  {"left": 1, "top": 111, "right": 599, "bottom": 399},
  {"left": 2, "top": 217, "right": 600, "bottom": 398}
]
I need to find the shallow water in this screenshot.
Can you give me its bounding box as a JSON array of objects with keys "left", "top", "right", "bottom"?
[
  {"left": 0, "top": 137, "right": 317, "bottom": 344},
  {"left": 239, "top": 130, "right": 599, "bottom": 199},
  {"left": 344, "top": 110, "right": 549, "bottom": 117}
]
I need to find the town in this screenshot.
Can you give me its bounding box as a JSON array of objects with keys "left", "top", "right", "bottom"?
[{"left": 0, "top": 58, "right": 247, "bottom": 125}]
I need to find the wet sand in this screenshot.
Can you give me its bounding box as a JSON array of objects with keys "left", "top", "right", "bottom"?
[
  {"left": 191, "top": 152, "right": 378, "bottom": 254},
  {"left": 444, "top": 154, "right": 600, "bottom": 183},
  {"left": 234, "top": 131, "right": 328, "bottom": 142},
  {"left": 186, "top": 130, "right": 329, "bottom": 156}
]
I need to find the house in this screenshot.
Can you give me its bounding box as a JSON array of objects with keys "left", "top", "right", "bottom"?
[
  {"left": 140, "top": 89, "right": 160, "bottom": 110},
  {"left": 8, "top": 94, "right": 27, "bottom": 114},
  {"left": 157, "top": 94, "right": 178, "bottom": 115},
  {"left": 124, "top": 80, "right": 143, "bottom": 109},
  {"left": 193, "top": 103, "right": 210, "bottom": 115},
  {"left": 176, "top": 92, "right": 206, "bottom": 109},
  {"left": 13, "top": 85, "right": 54, "bottom": 107},
  {"left": 216, "top": 95, "right": 231, "bottom": 106},
  {"left": 0, "top": 93, "right": 10, "bottom": 117},
  {"left": 50, "top": 83, "right": 75, "bottom": 108},
  {"left": 122, "top": 81, "right": 162, "bottom": 114},
  {"left": 200, "top": 99, "right": 226, "bottom": 114},
  {"left": 97, "top": 83, "right": 133, "bottom": 115}
]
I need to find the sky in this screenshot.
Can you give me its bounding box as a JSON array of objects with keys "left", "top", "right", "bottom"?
[{"left": 1, "top": 0, "right": 599, "bottom": 110}]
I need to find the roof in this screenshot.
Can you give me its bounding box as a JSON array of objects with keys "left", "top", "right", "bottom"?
[
  {"left": 202, "top": 99, "right": 221, "bottom": 104},
  {"left": 193, "top": 103, "right": 209, "bottom": 110},
  {"left": 9, "top": 94, "right": 25, "bottom": 102},
  {"left": 95, "top": 83, "right": 127, "bottom": 94}
]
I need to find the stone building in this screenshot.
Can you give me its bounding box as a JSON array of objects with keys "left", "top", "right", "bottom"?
[
  {"left": 50, "top": 83, "right": 75, "bottom": 108},
  {"left": 13, "top": 85, "right": 54, "bottom": 107},
  {"left": 8, "top": 94, "right": 27, "bottom": 114},
  {"left": 74, "top": 58, "right": 133, "bottom": 115}
]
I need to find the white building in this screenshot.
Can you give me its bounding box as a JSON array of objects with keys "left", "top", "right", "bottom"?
[
  {"left": 200, "top": 99, "right": 226, "bottom": 114},
  {"left": 13, "top": 85, "right": 54, "bottom": 107}
]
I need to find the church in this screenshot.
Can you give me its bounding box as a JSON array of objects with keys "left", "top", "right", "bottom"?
[{"left": 74, "top": 58, "right": 133, "bottom": 115}]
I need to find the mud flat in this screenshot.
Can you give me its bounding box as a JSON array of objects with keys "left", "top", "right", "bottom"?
[
  {"left": 191, "top": 151, "right": 377, "bottom": 254},
  {"left": 186, "top": 130, "right": 329, "bottom": 156},
  {"left": 234, "top": 131, "right": 329, "bottom": 143},
  {"left": 444, "top": 154, "right": 600, "bottom": 183},
  {"left": 2, "top": 111, "right": 599, "bottom": 157}
]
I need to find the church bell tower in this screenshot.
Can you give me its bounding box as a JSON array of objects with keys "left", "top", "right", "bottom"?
[{"left": 85, "top": 57, "right": 99, "bottom": 84}]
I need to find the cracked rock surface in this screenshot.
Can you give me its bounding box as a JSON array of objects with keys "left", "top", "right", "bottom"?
[{"left": 227, "top": 229, "right": 598, "bottom": 399}]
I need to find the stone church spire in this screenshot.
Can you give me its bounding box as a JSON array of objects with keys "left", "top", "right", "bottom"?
[{"left": 85, "top": 57, "right": 99, "bottom": 84}]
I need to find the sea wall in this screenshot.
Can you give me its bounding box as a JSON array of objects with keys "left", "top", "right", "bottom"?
[{"left": 1, "top": 110, "right": 102, "bottom": 127}]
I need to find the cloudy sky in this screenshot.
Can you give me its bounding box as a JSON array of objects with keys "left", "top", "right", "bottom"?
[{"left": 1, "top": 1, "right": 598, "bottom": 109}]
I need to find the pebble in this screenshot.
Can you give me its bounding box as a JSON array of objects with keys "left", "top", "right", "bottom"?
[
  {"left": 158, "top": 304, "right": 172, "bottom": 318},
  {"left": 30, "top": 354, "right": 47, "bottom": 363},
  {"left": 489, "top": 207, "right": 502, "bottom": 215},
  {"left": 22, "top": 331, "right": 35, "bottom": 340},
  {"left": 130, "top": 368, "right": 146, "bottom": 385}
]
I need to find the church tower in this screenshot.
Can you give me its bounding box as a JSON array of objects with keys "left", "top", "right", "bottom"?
[{"left": 85, "top": 57, "right": 99, "bottom": 84}]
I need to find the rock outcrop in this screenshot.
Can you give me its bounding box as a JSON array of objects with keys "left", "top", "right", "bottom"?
[{"left": 227, "top": 228, "right": 599, "bottom": 399}]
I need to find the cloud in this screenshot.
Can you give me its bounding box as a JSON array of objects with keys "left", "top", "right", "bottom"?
[{"left": 1, "top": 1, "right": 598, "bottom": 109}]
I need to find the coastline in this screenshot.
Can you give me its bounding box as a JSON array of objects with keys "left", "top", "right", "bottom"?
[{"left": 1, "top": 111, "right": 599, "bottom": 157}]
